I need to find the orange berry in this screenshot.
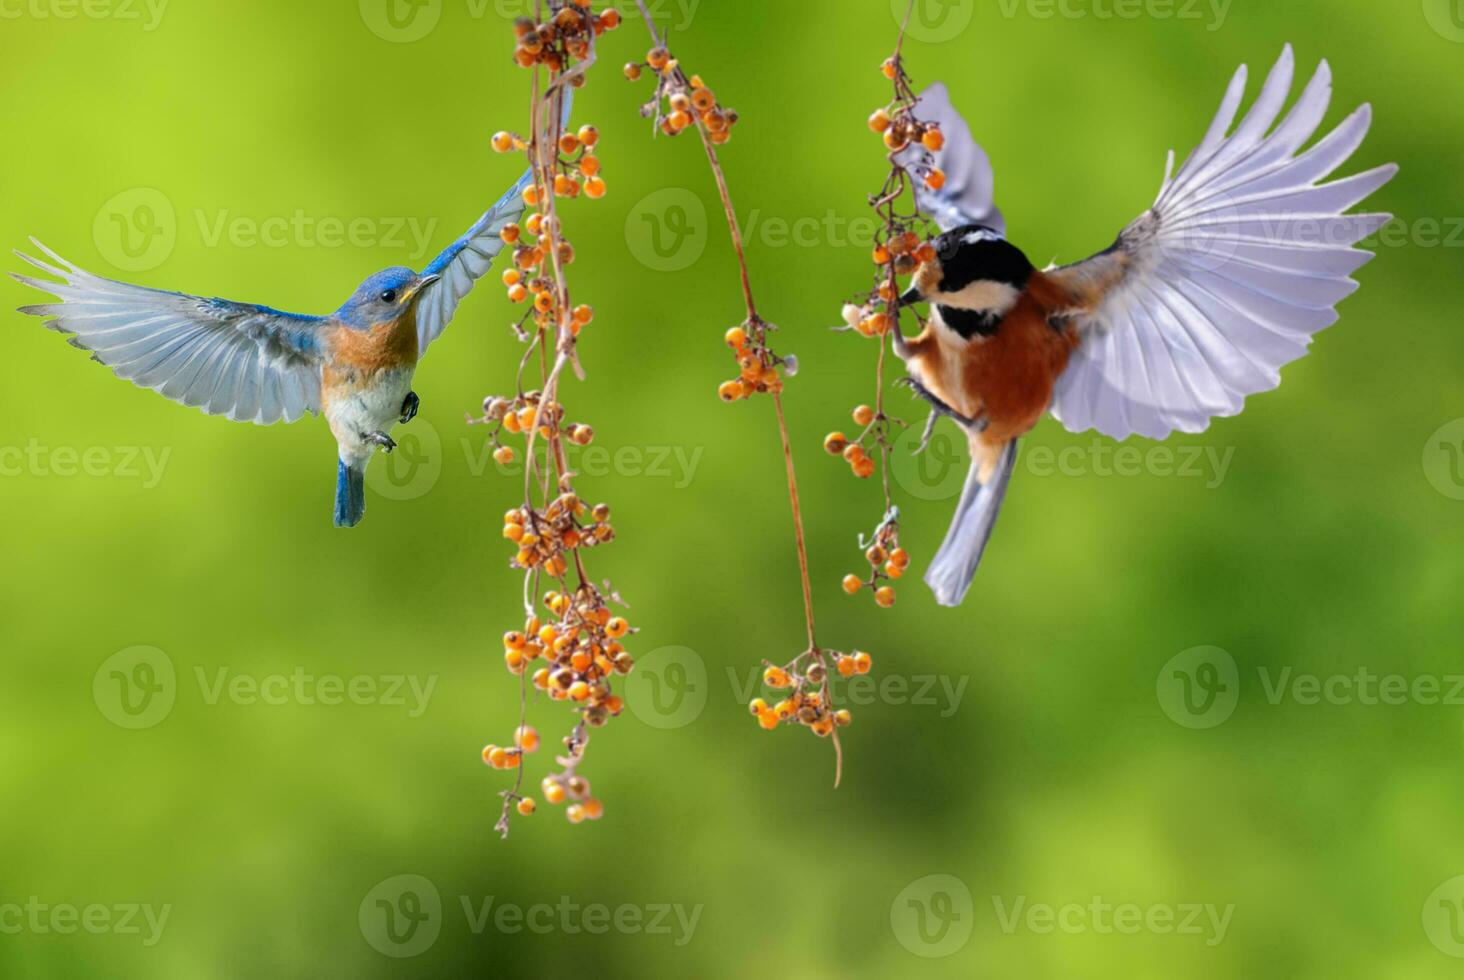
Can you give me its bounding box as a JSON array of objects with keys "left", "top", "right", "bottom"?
[
  {"left": 487, "top": 745, "right": 511, "bottom": 768},
  {"left": 500, "top": 223, "right": 521, "bottom": 244},
  {"left": 559, "top": 133, "right": 580, "bottom": 154},
  {"left": 517, "top": 797, "right": 537, "bottom": 816},
  {"left": 873, "top": 244, "right": 891, "bottom": 265},
  {"left": 853, "top": 405, "right": 875, "bottom": 426},
  {"left": 834, "top": 709, "right": 853, "bottom": 727},
  {"left": 579, "top": 154, "right": 602, "bottom": 177},
  {"left": 748, "top": 697, "right": 768, "bottom": 716},
  {"left": 926, "top": 168, "right": 947, "bottom": 191},
  {"left": 757, "top": 709, "right": 779, "bottom": 731},
  {"left": 491, "top": 131, "right": 515, "bottom": 153},
  {"left": 922, "top": 127, "right": 946, "bottom": 151},
  {"left": 868, "top": 109, "right": 892, "bottom": 133},
  {"left": 854, "top": 457, "right": 877, "bottom": 479},
  {"left": 842, "top": 574, "right": 863, "bottom": 595},
  {"left": 718, "top": 380, "right": 744, "bottom": 403},
  {"left": 886, "top": 562, "right": 905, "bottom": 580},
  {"left": 883, "top": 129, "right": 909, "bottom": 152},
  {"left": 824, "top": 432, "right": 850, "bottom": 456},
  {"left": 624, "top": 62, "right": 643, "bottom": 80},
  {"left": 837, "top": 656, "right": 857, "bottom": 678},
  {"left": 584, "top": 177, "right": 607, "bottom": 199},
  {"left": 763, "top": 666, "right": 791, "bottom": 689},
  {"left": 583, "top": 798, "right": 604, "bottom": 820},
  {"left": 812, "top": 717, "right": 835, "bottom": 738},
  {"left": 544, "top": 782, "right": 567, "bottom": 805},
  {"left": 523, "top": 184, "right": 542, "bottom": 206},
  {"left": 725, "top": 326, "right": 748, "bottom": 349},
  {"left": 566, "top": 803, "right": 587, "bottom": 824},
  {"left": 600, "top": 8, "right": 621, "bottom": 29},
  {"left": 606, "top": 617, "right": 629, "bottom": 639},
  {"left": 842, "top": 444, "right": 865, "bottom": 464},
  {"left": 881, "top": 57, "right": 898, "bottom": 79},
  {"left": 647, "top": 46, "right": 670, "bottom": 69},
  {"left": 504, "top": 631, "right": 527, "bottom": 650},
  {"left": 668, "top": 110, "right": 691, "bottom": 132},
  {"left": 578, "top": 125, "right": 600, "bottom": 147},
  {"left": 891, "top": 548, "right": 910, "bottom": 568},
  {"left": 494, "top": 446, "right": 515, "bottom": 465},
  {"left": 875, "top": 587, "right": 896, "bottom": 608},
  {"left": 514, "top": 725, "right": 540, "bottom": 753},
  {"left": 854, "top": 651, "right": 874, "bottom": 674},
  {"left": 481, "top": 744, "right": 499, "bottom": 766},
  {"left": 502, "top": 269, "right": 522, "bottom": 288}
]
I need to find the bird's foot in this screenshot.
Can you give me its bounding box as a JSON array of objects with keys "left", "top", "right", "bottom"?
[
  {"left": 366, "top": 431, "right": 397, "bottom": 454},
  {"left": 898, "top": 376, "right": 986, "bottom": 453},
  {"left": 400, "top": 391, "right": 420, "bottom": 425}
]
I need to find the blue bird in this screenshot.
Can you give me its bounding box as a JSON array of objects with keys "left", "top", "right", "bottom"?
[{"left": 13, "top": 170, "right": 533, "bottom": 528}]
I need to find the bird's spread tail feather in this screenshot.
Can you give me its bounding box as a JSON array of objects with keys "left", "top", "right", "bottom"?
[
  {"left": 925, "top": 439, "right": 1019, "bottom": 607},
  {"left": 334, "top": 460, "right": 366, "bottom": 528}
]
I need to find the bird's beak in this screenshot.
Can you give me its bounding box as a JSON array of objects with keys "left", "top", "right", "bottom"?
[
  {"left": 408, "top": 273, "right": 442, "bottom": 301},
  {"left": 900, "top": 283, "right": 924, "bottom": 306}
]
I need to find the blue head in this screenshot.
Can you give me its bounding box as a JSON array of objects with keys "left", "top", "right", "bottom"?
[{"left": 334, "top": 267, "right": 440, "bottom": 330}]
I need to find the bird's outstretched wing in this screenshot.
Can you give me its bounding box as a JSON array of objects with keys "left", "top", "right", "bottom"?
[
  {"left": 416, "top": 168, "right": 533, "bottom": 353},
  {"left": 13, "top": 240, "right": 325, "bottom": 425},
  {"left": 1046, "top": 45, "right": 1397, "bottom": 441},
  {"left": 898, "top": 82, "right": 1005, "bottom": 235},
  {"left": 415, "top": 87, "right": 574, "bottom": 352}
]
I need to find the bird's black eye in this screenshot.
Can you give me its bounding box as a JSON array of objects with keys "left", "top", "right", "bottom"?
[{"left": 380, "top": 289, "right": 398, "bottom": 304}]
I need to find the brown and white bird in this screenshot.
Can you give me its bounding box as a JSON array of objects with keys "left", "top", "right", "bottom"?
[{"left": 893, "top": 46, "right": 1397, "bottom": 606}]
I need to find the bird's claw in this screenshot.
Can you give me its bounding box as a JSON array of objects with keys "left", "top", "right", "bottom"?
[
  {"left": 400, "top": 391, "right": 420, "bottom": 425},
  {"left": 899, "top": 376, "right": 986, "bottom": 453},
  {"left": 366, "top": 431, "right": 397, "bottom": 454}
]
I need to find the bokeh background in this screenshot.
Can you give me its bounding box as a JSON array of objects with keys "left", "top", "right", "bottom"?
[{"left": 2, "top": 0, "right": 1462, "bottom": 976}]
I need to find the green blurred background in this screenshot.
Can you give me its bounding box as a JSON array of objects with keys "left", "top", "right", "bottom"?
[{"left": 2, "top": 0, "right": 1462, "bottom": 976}]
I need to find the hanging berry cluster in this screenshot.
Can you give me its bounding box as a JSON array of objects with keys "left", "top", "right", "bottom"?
[
  {"left": 746, "top": 648, "right": 874, "bottom": 737},
  {"left": 625, "top": 2, "right": 870, "bottom": 781},
  {"left": 826, "top": 34, "right": 946, "bottom": 610},
  {"left": 471, "top": 0, "right": 629, "bottom": 838}
]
